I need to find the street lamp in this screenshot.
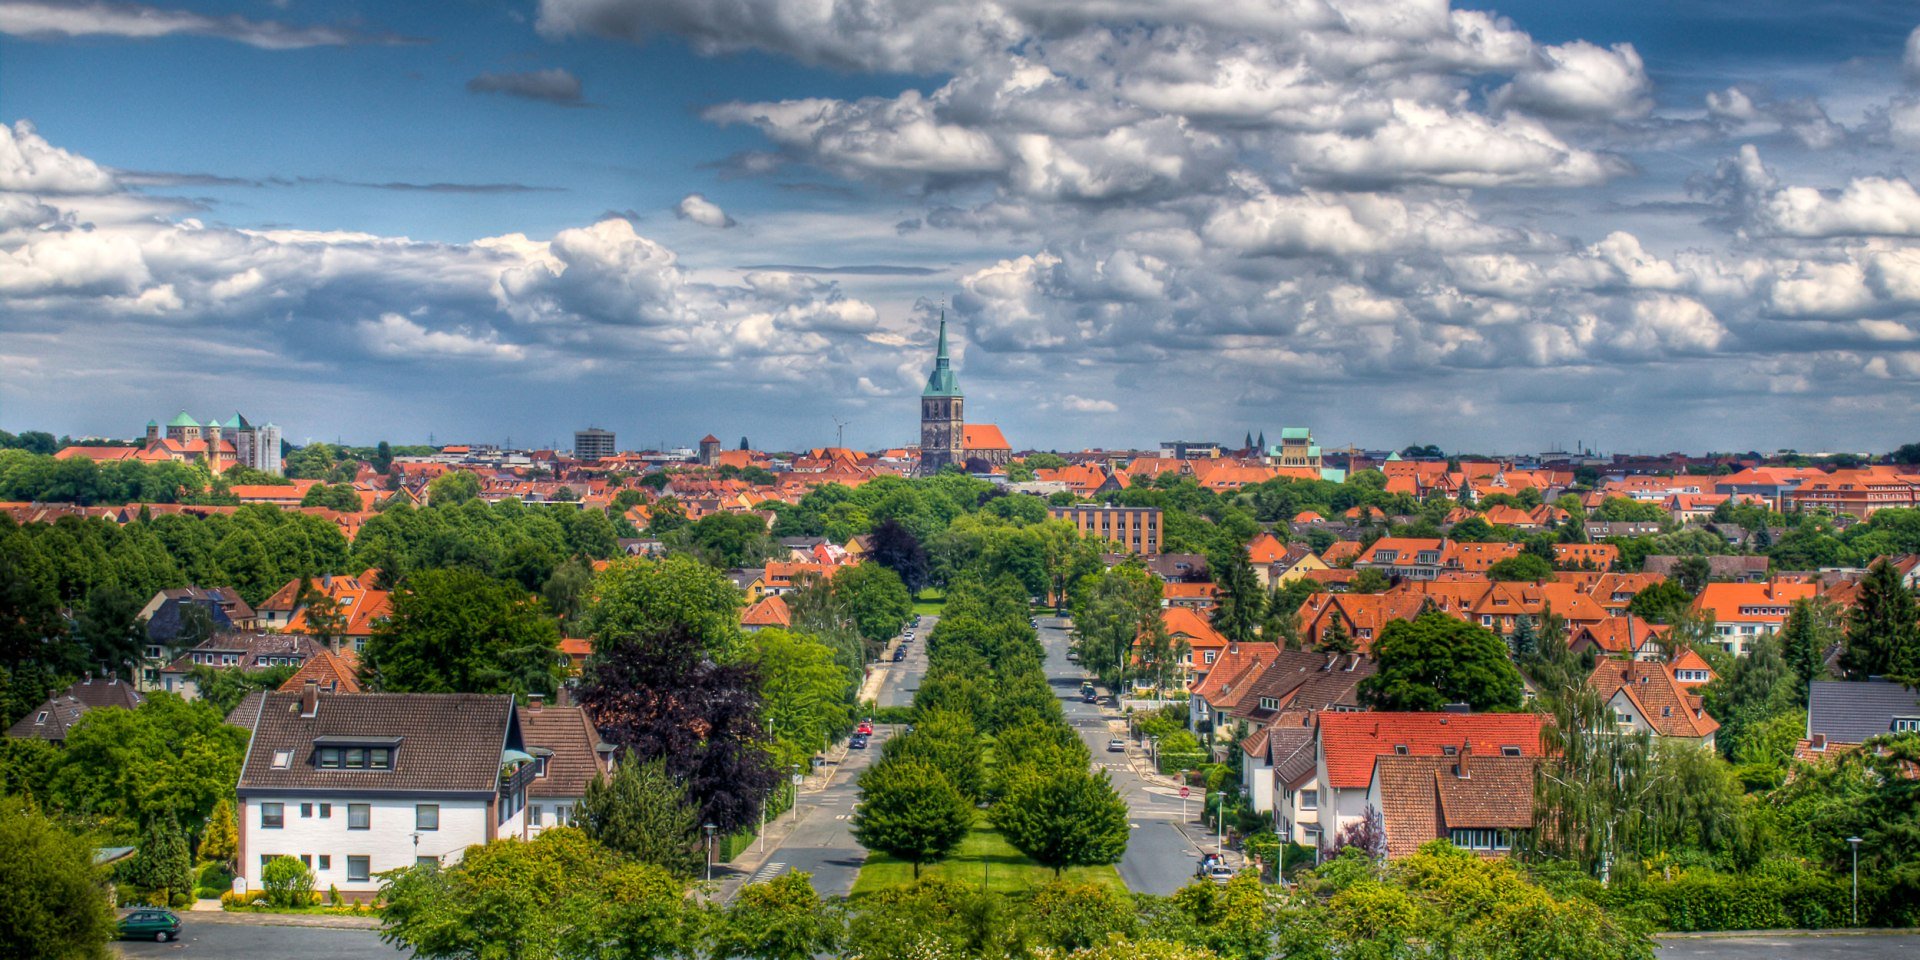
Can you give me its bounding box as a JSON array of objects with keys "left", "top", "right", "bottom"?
[
  {"left": 790, "top": 763, "right": 802, "bottom": 824},
  {"left": 704, "top": 823, "right": 718, "bottom": 883},
  {"left": 1848, "top": 836, "right": 1862, "bottom": 926},
  {"left": 1149, "top": 736, "right": 1160, "bottom": 771}
]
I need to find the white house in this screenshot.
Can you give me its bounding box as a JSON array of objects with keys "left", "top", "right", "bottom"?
[
  {"left": 234, "top": 685, "right": 535, "bottom": 897},
  {"left": 518, "top": 697, "right": 614, "bottom": 836}
]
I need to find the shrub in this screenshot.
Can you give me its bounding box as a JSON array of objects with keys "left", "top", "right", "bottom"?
[
  {"left": 195, "top": 861, "right": 235, "bottom": 899},
  {"left": 261, "top": 855, "right": 315, "bottom": 908},
  {"left": 328, "top": 884, "right": 342, "bottom": 906}
]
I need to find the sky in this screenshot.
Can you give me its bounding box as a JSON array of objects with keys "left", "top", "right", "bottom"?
[{"left": 3, "top": 1, "right": 1920, "bottom": 455}]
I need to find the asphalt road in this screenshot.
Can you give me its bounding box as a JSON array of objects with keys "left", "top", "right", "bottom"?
[
  {"left": 1654, "top": 933, "right": 1920, "bottom": 959},
  {"left": 1036, "top": 615, "right": 1208, "bottom": 895},
  {"left": 113, "top": 921, "right": 404, "bottom": 959}
]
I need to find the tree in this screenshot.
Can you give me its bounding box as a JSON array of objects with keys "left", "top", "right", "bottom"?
[
  {"left": 1701, "top": 633, "right": 1798, "bottom": 762},
  {"left": 201, "top": 797, "right": 237, "bottom": 867},
  {"left": 1488, "top": 553, "right": 1554, "bottom": 582},
  {"left": 0, "top": 797, "right": 117, "bottom": 960},
  {"left": 1675, "top": 555, "right": 1713, "bottom": 595},
  {"left": 832, "top": 562, "right": 913, "bottom": 648},
  {"left": 1210, "top": 546, "right": 1264, "bottom": 643},
  {"left": 540, "top": 556, "right": 594, "bottom": 624},
  {"left": 851, "top": 759, "right": 973, "bottom": 878},
  {"left": 75, "top": 581, "right": 144, "bottom": 679},
  {"left": 425, "top": 470, "right": 480, "bottom": 505},
  {"left": 581, "top": 555, "right": 742, "bottom": 658},
  {"left": 577, "top": 623, "right": 779, "bottom": 833},
  {"left": 364, "top": 569, "right": 564, "bottom": 697},
  {"left": 1840, "top": 557, "right": 1920, "bottom": 681},
  {"left": 994, "top": 768, "right": 1130, "bottom": 876},
  {"left": 749, "top": 628, "right": 852, "bottom": 768},
  {"left": 1320, "top": 616, "right": 1354, "bottom": 654},
  {"left": 576, "top": 758, "right": 702, "bottom": 877},
  {"left": 1071, "top": 564, "right": 1162, "bottom": 688},
  {"left": 1626, "top": 579, "right": 1692, "bottom": 624},
  {"left": 1349, "top": 568, "right": 1392, "bottom": 594},
  {"left": 127, "top": 816, "right": 193, "bottom": 906},
  {"left": 1360, "top": 611, "right": 1523, "bottom": 712},
  {"left": 1510, "top": 614, "right": 1539, "bottom": 659},
  {"left": 868, "top": 517, "right": 931, "bottom": 594},
  {"left": 1779, "top": 596, "right": 1844, "bottom": 700},
  {"left": 709, "top": 871, "right": 841, "bottom": 960},
  {"left": 47, "top": 694, "right": 247, "bottom": 832},
  {"left": 881, "top": 710, "right": 984, "bottom": 801}
]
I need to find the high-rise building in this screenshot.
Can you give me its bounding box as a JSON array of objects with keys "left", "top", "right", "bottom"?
[
  {"left": 574, "top": 428, "right": 616, "bottom": 461},
  {"left": 918, "top": 315, "right": 965, "bottom": 476},
  {"left": 1048, "top": 505, "right": 1164, "bottom": 555}
]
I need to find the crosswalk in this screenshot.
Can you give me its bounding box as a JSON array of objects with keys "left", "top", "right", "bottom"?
[{"left": 746, "top": 861, "right": 787, "bottom": 885}]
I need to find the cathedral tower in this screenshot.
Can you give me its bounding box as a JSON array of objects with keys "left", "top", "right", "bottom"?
[{"left": 919, "top": 314, "right": 965, "bottom": 476}]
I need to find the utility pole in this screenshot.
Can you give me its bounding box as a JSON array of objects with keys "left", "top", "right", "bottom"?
[{"left": 1849, "top": 836, "right": 1862, "bottom": 926}]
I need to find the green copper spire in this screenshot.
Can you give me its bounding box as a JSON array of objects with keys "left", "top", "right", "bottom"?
[{"left": 922, "top": 312, "right": 962, "bottom": 398}]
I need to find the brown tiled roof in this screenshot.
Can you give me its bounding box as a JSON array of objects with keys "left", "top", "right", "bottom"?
[
  {"left": 1228, "top": 650, "right": 1376, "bottom": 725},
  {"left": 6, "top": 677, "right": 144, "bottom": 742},
  {"left": 162, "top": 632, "right": 327, "bottom": 676},
  {"left": 277, "top": 649, "right": 363, "bottom": 694},
  {"left": 236, "top": 691, "right": 520, "bottom": 797},
  {"left": 517, "top": 704, "right": 610, "bottom": 799},
  {"left": 1373, "top": 753, "right": 1536, "bottom": 858},
  {"left": 1586, "top": 659, "right": 1719, "bottom": 739}
]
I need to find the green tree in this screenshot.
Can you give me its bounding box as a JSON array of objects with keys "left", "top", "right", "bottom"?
[
  {"left": 1360, "top": 611, "right": 1523, "bottom": 711},
  {"left": 881, "top": 711, "right": 984, "bottom": 801},
  {"left": 1675, "top": 555, "right": 1713, "bottom": 595},
  {"left": 994, "top": 768, "right": 1130, "bottom": 876},
  {"left": 1488, "top": 553, "right": 1554, "bottom": 582},
  {"left": 46, "top": 693, "right": 247, "bottom": 832},
  {"left": 851, "top": 759, "right": 974, "bottom": 878},
  {"left": 364, "top": 569, "right": 564, "bottom": 697},
  {"left": 425, "top": 470, "right": 481, "bottom": 506},
  {"left": 261, "top": 855, "right": 315, "bottom": 908},
  {"left": 1071, "top": 564, "right": 1161, "bottom": 688},
  {"left": 1027, "top": 879, "right": 1140, "bottom": 952},
  {"left": 1840, "top": 557, "right": 1920, "bottom": 681},
  {"left": 575, "top": 759, "right": 702, "bottom": 878},
  {"left": 709, "top": 871, "right": 841, "bottom": 960},
  {"left": 200, "top": 797, "right": 237, "bottom": 867},
  {"left": 0, "top": 797, "right": 117, "bottom": 960},
  {"left": 1626, "top": 579, "right": 1692, "bottom": 623},
  {"left": 832, "top": 562, "right": 913, "bottom": 648},
  {"left": 1349, "top": 568, "right": 1392, "bottom": 594},
  {"left": 540, "top": 556, "right": 594, "bottom": 624},
  {"left": 1321, "top": 616, "right": 1355, "bottom": 654},
  {"left": 1210, "top": 546, "right": 1264, "bottom": 643},
  {"left": 581, "top": 555, "right": 743, "bottom": 658},
  {"left": 126, "top": 816, "right": 193, "bottom": 906},
  {"left": 749, "top": 628, "right": 853, "bottom": 768},
  {"left": 1779, "top": 596, "right": 1844, "bottom": 700}
]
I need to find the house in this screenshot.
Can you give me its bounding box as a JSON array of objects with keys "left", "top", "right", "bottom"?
[
  {"left": 518, "top": 696, "right": 614, "bottom": 837},
  {"left": 741, "top": 595, "right": 793, "bottom": 631},
  {"left": 1587, "top": 659, "right": 1719, "bottom": 747},
  {"left": 559, "top": 639, "right": 593, "bottom": 678},
  {"left": 261, "top": 572, "right": 391, "bottom": 652},
  {"left": 1247, "top": 722, "right": 1318, "bottom": 844},
  {"left": 233, "top": 687, "right": 535, "bottom": 896},
  {"left": 1586, "top": 520, "right": 1665, "bottom": 539},
  {"left": 277, "top": 649, "right": 363, "bottom": 695},
  {"left": 1353, "top": 538, "right": 1448, "bottom": 580},
  {"left": 138, "top": 587, "right": 258, "bottom": 682},
  {"left": 1691, "top": 580, "right": 1819, "bottom": 655},
  {"left": 1186, "top": 643, "right": 1281, "bottom": 739},
  {"left": 1783, "top": 469, "right": 1920, "bottom": 519},
  {"left": 1445, "top": 541, "right": 1522, "bottom": 574},
  {"left": 1568, "top": 617, "right": 1669, "bottom": 661},
  {"left": 154, "top": 632, "right": 329, "bottom": 700},
  {"left": 1162, "top": 581, "right": 1220, "bottom": 613},
  {"left": 1804, "top": 680, "right": 1920, "bottom": 751},
  {"left": 1553, "top": 544, "right": 1618, "bottom": 571},
  {"left": 1313, "top": 712, "right": 1549, "bottom": 843},
  {"left": 1319, "top": 540, "right": 1363, "bottom": 567},
  {"left": 1369, "top": 751, "right": 1537, "bottom": 858},
  {"left": 1265, "top": 544, "right": 1329, "bottom": 588},
  {"left": 6, "top": 676, "right": 145, "bottom": 744},
  {"left": 1136, "top": 607, "right": 1232, "bottom": 689}
]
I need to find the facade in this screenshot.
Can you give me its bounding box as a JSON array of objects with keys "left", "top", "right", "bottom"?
[
  {"left": 234, "top": 687, "right": 533, "bottom": 896},
  {"left": 918, "top": 317, "right": 965, "bottom": 476},
  {"left": 961, "top": 424, "right": 1012, "bottom": 470},
  {"left": 1368, "top": 752, "right": 1537, "bottom": 859},
  {"left": 144, "top": 411, "right": 281, "bottom": 475},
  {"left": 1690, "top": 580, "right": 1818, "bottom": 655},
  {"left": 573, "top": 428, "right": 616, "bottom": 461},
  {"left": 1273, "top": 427, "right": 1321, "bottom": 469},
  {"left": 1587, "top": 659, "right": 1719, "bottom": 747},
  {"left": 698, "top": 434, "right": 722, "bottom": 467},
  {"left": 1313, "top": 712, "right": 1549, "bottom": 845},
  {"left": 1049, "top": 505, "right": 1163, "bottom": 555},
  {"left": 155, "top": 632, "right": 328, "bottom": 700}
]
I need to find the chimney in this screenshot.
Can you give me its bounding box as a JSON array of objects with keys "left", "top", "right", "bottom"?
[
  {"left": 529, "top": 693, "right": 545, "bottom": 712},
  {"left": 299, "top": 679, "right": 319, "bottom": 718},
  {"left": 1455, "top": 741, "right": 1472, "bottom": 779}
]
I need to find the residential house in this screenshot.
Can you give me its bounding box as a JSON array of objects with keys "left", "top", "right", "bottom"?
[
  {"left": 1553, "top": 544, "right": 1619, "bottom": 571},
  {"left": 1587, "top": 659, "right": 1720, "bottom": 747},
  {"left": 1319, "top": 540, "right": 1363, "bottom": 567},
  {"left": 1803, "top": 680, "right": 1920, "bottom": 756},
  {"left": 1783, "top": 469, "right": 1920, "bottom": 519},
  {"left": 1297, "top": 591, "right": 1436, "bottom": 651},
  {"left": 1247, "top": 722, "right": 1319, "bottom": 844},
  {"left": 1162, "top": 581, "right": 1220, "bottom": 613},
  {"left": 138, "top": 587, "right": 258, "bottom": 683},
  {"left": 1568, "top": 616, "right": 1669, "bottom": 661},
  {"left": 277, "top": 649, "right": 363, "bottom": 695},
  {"left": 1643, "top": 554, "right": 1770, "bottom": 583},
  {"left": 1691, "top": 580, "right": 1819, "bottom": 655},
  {"left": 233, "top": 687, "right": 535, "bottom": 896},
  {"left": 1186, "top": 643, "right": 1281, "bottom": 739},
  {"left": 1586, "top": 520, "right": 1665, "bottom": 539},
  {"left": 1353, "top": 538, "right": 1449, "bottom": 580},
  {"left": 1136, "top": 607, "right": 1231, "bottom": 690},
  {"left": 518, "top": 696, "right": 614, "bottom": 836},
  {"left": 1264, "top": 544, "right": 1329, "bottom": 588},
  {"left": 155, "top": 632, "right": 328, "bottom": 700},
  {"left": 1446, "top": 542, "right": 1523, "bottom": 573},
  {"left": 1369, "top": 751, "right": 1538, "bottom": 858},
  {"left": 260, "top": 571, "right": 391, "bottom": 653},
  {"left": 6, "top": 676, "right": 145, "bottom": 744},
  {"left": 558, "top": 638, "right": 593, "bottom": 678},
  {"left": 1313, "top": 712, "right": 1549, "bottom": 842},
  {"left": 741, "top": 595, "right": 793, "bottom": 631}
]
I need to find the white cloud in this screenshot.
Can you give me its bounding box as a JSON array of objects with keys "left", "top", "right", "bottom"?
[
  {"left": 0, "top": 0, "right": 412, "bottom": 48},
  {"left": 675, "top": 193, "right": 735, "bottom": 228},
  {"left": 1496, "top": 41, "right": 1651, "bottom": 121},
  {"left": 1290, "top": 99, "right": 1626, "bottom": 188},
  {"left": 358, "top": 313, "right": 525, "bottom": 361},
  {"left": 1907, "top": 25, "right": 1920, "bottom": 85},
  {"left": 1058, "top": 395, "right": 1117, "bottom": 413},
  {"left": 0, "top": 120, "right": 117, "bottom": 194},
  {"left": 467, "top": 69, "right": 585, "bottom": 106},
  {"left": 1202, "top": 189, "right": 1514, "bottom": 257}
]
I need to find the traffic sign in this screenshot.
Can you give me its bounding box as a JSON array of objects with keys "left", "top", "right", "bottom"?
[{"left": 1179, "top": 786, "right": 1190, "bottom": 798}]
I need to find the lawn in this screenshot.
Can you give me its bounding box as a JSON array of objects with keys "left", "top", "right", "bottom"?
[
  {"left": 849, "top": 819, "right": 1126, "bottom": 897},
  {"left": 910, "top": 589, "right": 946, "bottom": 616}
]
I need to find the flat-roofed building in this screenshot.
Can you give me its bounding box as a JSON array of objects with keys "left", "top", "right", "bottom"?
[
  {"left": 1049, "top": 504, "right": 1163, "bottom": 555},
  {"left": 573, "top": 428, "right": 616, "bottom": 461}
]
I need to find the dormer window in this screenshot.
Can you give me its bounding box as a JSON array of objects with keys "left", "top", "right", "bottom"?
[
  {"left": 314, "top": 737, "right": 400, "bottom": 770},
  {"left": 34, "top": 711, "right": 47, "bottom": 724},
  {"left": 1441, "top": 745, "right": 1457, "bottom": 756}
]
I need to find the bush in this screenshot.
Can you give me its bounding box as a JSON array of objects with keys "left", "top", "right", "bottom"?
[
  {"left": 261, "top": 855, "right": 315, "bottom": 908},
  {"left": 194, "top": 861, "right": 235, "bottom": 899},
  {"left": 1600, "top": 865, "right": 1851, "bottom": 932}
]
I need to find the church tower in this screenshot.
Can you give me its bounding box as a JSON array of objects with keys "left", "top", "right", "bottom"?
[{"left": 919, "top": 314, "right": 965, "bottom": 476}]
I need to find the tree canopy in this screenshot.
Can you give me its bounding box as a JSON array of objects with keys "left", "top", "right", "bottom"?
[{"left": 1360, "top": 611, "right": 1524, "bottom": 712}]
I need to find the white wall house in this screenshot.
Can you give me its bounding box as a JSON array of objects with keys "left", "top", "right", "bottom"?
[
  {"left": 234, "top": 686, "right": 534, "bottom": 896},
  {"left": 519, "top": 698, "right": 613, "bottom": 837}
]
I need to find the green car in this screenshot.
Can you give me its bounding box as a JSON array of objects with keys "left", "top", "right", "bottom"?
[{"left": 118, "top": 909, "right": 181, "bottom": 942}]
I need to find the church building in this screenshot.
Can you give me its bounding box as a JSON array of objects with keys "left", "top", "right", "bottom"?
[{"left": 917, "top": 316, "right": 1011, "bottom": 476}]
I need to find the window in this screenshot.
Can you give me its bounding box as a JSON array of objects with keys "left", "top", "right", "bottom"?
[
  {"left": 370, "top": 748, "right": 392, "bottom": 770},
  {"left": 300, "top": 803, "right": 313, "bottom": 818},
  {"left": 261, "top": 803, "right": 284, "bottom": 829},
  {"left": 353, "top": 638, "right": 367, "bottom": 653},
  {"left": 556, "top": 805, "right": 572, "bottom": 826},
  {"left": 271, "top": 749, "right": 292, "bottom": 769},
  {"left": 320, "top": 803, "right": 331, "bottom": 818},
  {"left": 34, "top": 711, "right": 46, "bottom": 724},
  {"left": 530, "top": 805, "right": 543, "bottom": 826},
  {"left": 348, "top": 803, "right": 370, "bottom": 830},
  {"left": 260, "top": 854, "right": 282, "bottom": 872},
  {"left": 1501, "top": 746, "right": 1522, "bottom": 757},
  {"left": 345, "top": 748, "right": 364, "bottom": 767},
  {"left": 300, "top": 854, "right": 312, "bottom": 868},
  {"left": 317, "top": 745, "right": 395, "bottom": 770},
  {"left": 1204, "top": 650, "right": 1217, "bottom": 665},
  {"left": 1449, "top": 828, "right": 1511, "bottom": 851},
  {"left": 319, "top": 748, "right": 342, "bottom": 768},
  {"left": 416, "top": 856, "right": 438, "bottom": 869},
  {"left": 1300, "top": 790, "right": 1318, "bottom": 810},
  {"left": 416, "top": 804, "right": 439, "bottom": 831},
  {"left": 1895, "top": 718, "right": 1920, "bottom": 733},
  {"left": 347, "top": 856, "right": 370, "bottom": 882},
  {"left": 1615, "top": 710, "right": 1634, "bottom": 725},
  {"left": 1441, "top": 745, "right": 1457, "bottom": 756},
  {"left": 1393, "top": 744, "right": 1408, "bottom": 755},
  {"left": 318, "top": 855, "right": 330, "bottom": 870}
]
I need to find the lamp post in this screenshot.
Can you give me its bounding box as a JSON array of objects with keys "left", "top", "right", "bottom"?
[
  {"left": 791, "top": 763, "right": 802, "bottom": 823},
  {"left": 704, "top": 823, "right": 718, "bottom": 883},
  {"left": 1149, "top": 735, "right": 1160, "bottom": 771},
  {"left": 1848, "top": 836, "right": 1862, "bottom": 926}
]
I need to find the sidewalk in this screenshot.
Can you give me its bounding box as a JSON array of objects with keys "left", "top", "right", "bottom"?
[{"left": 174, "top": 906, "right": 379, "bottom": 929}]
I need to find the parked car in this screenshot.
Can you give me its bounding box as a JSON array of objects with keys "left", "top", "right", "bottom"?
[
  {"left": 849, "top": 734, "right": 869, "bottom": 749},
  {"left": 1066, "top": 650, "right": 1079, "bottom": 662},
  {"left": 1106, "top": 738, "right": 1126, "bottom": 753},
  {"left": 857, "top": 721, "right": 874, "bottom": 735},
  {"left": 892, "top": 648, "right": 907, "bottom": 662},
  {"left": 1200, "top": 862, "right": 1236, "bottom": 884},
  {"left": 118, "top": 909, "right": 181, "bottom": 942}
]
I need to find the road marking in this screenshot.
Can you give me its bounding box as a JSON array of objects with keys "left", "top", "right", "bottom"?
[{"left": 748, "top": 862, "right": 787, "bottom": 884}]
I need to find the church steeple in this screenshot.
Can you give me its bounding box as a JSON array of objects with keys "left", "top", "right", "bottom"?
[{"left": 922, "top": 312, "right": 962, "bottom": 398}]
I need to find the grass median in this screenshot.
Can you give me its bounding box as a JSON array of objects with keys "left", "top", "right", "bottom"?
[{"left": 849, "top": 818, "right": 1126, "bottom": 897}]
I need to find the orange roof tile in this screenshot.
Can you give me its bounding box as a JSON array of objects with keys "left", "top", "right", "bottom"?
[{"left": 1318, "top": 712, "right": 1550, "bottom": 789}]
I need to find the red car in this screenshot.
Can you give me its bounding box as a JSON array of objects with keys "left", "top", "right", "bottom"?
[{"left": 856, "top": 721, "right": 874, "bottom": 736}]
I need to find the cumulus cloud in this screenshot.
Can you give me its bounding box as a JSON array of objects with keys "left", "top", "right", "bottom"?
[
  {"left": 466, "top": 69, "right": 587, "bottom": 106},
  {"left": 0, "top": 120, "right": 117, "bottom": 194},
  {"left": 1716, "top": 145, "right": 1920, "bottom": 238},
  {"left": 359, "top": 313, "right": 525, "bottom": 361},
  {"left": 0, "top": 0, "right": 418, "bottom": 48},
  {"left": 1908, "top": 25, "right": 1920, "bottom": 85},
  {"left": 1058, "top": 395, "right": 1118, "bottom": 413},
  {"left": 1291, "top": 100, "right": 1626, "bottom": 188},
  {"left": 1496, "top": 41, "right": 1652, "bottom": 121},
  {"left": 675, "top": 193, "right": 736, "bottom": 228}
]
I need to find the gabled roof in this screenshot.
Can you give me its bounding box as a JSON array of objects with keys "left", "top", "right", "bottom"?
[
  {"left": 1189, "top": 643, "right": 1280, "bottom": 706},
  {"left": 5, "top": 678, "right": 145, "bottom": 742},
  {"left": 518, "top": 703, "right": 611, "bottom": 799},
  {"left": 277, "top": 649, "right": 363, "bottom": 695},
  {"left": 1151, "top": 607, "right": 1230, "bottom": 649},
  {"left": 1318, "top": 712, "right": 1549, "bottom": 789},
  {"left": 1691, "top": 580, "right": 1817, "bottom": 621},
  {"left": 236, "top": 691, "right": 520, "bottom": 796},
  {"left": 741, "top": 594, "right": 793, "bottom": 628},
  {"left": 963, "top": 424, "right": 1010, "bottom": 450},
  {"left": 1587, "top": 659, "right": 1719, "bottom": 739},
  {"left": 1373, "top": 753, "right": 1537, "bottom": 858},
  {"left": 1246, "top": 532, "right": 1289, "bottom": 565},
  {"left": 1229, "top": 649, "right": 1376, "bottom": 723},
  {"left": 1807, "top": 680, "right": 1920, "bottom": 745}
]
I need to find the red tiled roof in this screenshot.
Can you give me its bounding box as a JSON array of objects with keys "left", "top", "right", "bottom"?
[
  {"left": 1317, "top": 712, "right": 1550, "bottom": 789},
  {"left": 1588, "top": 659, "right": 1720, "bottom": 739},
  {"left": 963, "top": 424, "right": 1010, "bottom": 450},
  {"left": 741, "top": 594, "right": 793, "bottom": 628}
]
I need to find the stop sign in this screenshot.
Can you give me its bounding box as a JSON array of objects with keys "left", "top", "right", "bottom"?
[{"left": 1179, "top": 786, "right": 1190, "bottom": 798}]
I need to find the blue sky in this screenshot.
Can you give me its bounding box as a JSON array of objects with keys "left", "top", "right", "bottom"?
[{"left": 3, "top": 1, "right": 1920, "bottom": 454}]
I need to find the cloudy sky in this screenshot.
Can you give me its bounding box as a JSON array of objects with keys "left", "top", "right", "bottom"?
[{"left": 4, "top": 1, "right": 1920, "bottom": 454}]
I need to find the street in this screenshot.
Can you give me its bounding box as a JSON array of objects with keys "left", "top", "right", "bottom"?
[
  {"left": 1654, "top": 933, "right": 1920, "bottom": 959},
  {"left": 114, "top": 919, "right": 403, "bottom": 958}
]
